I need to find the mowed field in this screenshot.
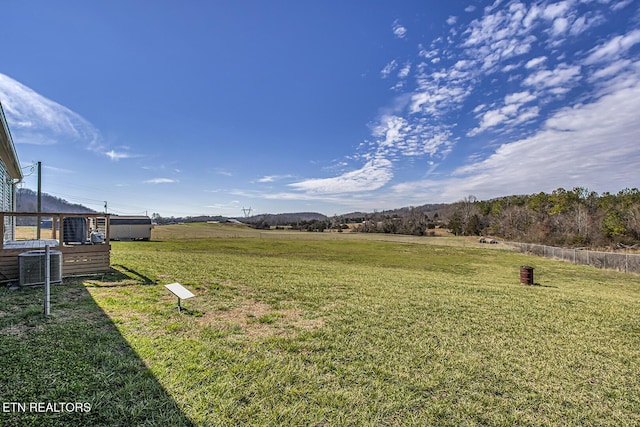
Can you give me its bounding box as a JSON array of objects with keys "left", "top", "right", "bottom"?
[{"left": 1, "top": 223, "right": 640, "bottom": 426}]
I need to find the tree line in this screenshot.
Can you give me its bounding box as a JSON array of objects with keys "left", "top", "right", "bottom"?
[
  {"left": 151, "top": 187, "right": 640, "bottom": 248},
  {"left": 447, "top": 188, "right": 640, "bottom": 247}
]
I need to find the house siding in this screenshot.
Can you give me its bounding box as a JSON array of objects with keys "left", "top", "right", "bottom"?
[
  {"left": 0, "top": 159, "right": 14, "bottom": 240},
  {"left": 0, "top": 101, "right": 21, "bottom": 242}
]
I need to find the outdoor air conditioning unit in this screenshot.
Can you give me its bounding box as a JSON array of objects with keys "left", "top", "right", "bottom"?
[
  {"left": 18, "top": 250, "right": 63, "bottom": 286},
  {"left": 63, "top": 217, "right": 88, "bottom": 244}
]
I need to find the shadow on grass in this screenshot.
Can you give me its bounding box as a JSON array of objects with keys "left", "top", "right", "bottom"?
[
  {"left": 83, "top": 265, "right": 157, "bottom": 287},
  {"left": 168, "top": 306, "right": 204, "bottom": 317},
  {"left": 112, "top": 264, "right": 156, "bottom": 285},
  {"left": 522, "top": 282, "right": 558, "bottom": 288},
  {"left": 0, "top": 281, "right": 195, "bottom": 427}
]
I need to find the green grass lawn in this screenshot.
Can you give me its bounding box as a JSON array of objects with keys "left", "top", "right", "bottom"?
[{"left": 2, "top": 224, "right": 640, "bottom": 426}]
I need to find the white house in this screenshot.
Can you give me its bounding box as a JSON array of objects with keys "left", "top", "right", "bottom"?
[
  {"left": 0, "top": 101, "right": 114, "bottom": 283},
  {"left": 0, "top": 101, "right": 23, "bottom": 241}
]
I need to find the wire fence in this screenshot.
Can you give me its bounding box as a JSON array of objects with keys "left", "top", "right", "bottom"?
[{"left": 507, "top": 242, "right": 640, "bottom": 274}]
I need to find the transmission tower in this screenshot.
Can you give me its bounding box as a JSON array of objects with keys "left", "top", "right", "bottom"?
[{"left": 242, "top": 207, "right": 253, "bottom": 218}]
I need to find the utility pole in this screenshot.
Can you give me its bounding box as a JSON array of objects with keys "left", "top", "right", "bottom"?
[
  {"left": 36, "top": 161, "right": 42, "bottom": 240},
  {"left": 104, "top": 201, "right": 108, "bottom": 214}
]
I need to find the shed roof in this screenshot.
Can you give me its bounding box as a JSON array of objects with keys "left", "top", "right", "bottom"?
[{"left": 0, "top": 101, "right": 22, "bottom": 181}]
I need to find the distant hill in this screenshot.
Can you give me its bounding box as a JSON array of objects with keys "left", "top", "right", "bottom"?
[
  {"left": 243, "top": 212, "right": 328, "bottom": 227},
  {"left": 16, "top": 188, "right": 96, "bottom": 225}
]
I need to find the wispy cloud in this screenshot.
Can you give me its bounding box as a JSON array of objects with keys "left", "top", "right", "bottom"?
[
  {"left": 380, "top": 60, "right": 398, "bottom": 79},
  {"left": 289, "top": 158, "right": 393, "bottom": 194},
  {"left": 584, "top": 29, "right": 640, "bottom": 65},
  {"left": 43, "top": 165, "right": 75, "bottom": 174},
  {"left": 0, "top": 73, "right": 144, "bottom": 163},
  {"left": 144, "top": 178, "right": 178, "bottom": 184},
  {"left": 523, "top": 63, "right": 582, "bottom": 94},
  {"left": 392, "top": 75, "right": 640, "bottom": 203},
  {"left": 525, "top": 56, "right": 547, "bottom": 69},
  {"left": 0, "top": 73, "right": 103, "bottom": 151},
  {"left": 105, "top": 149, "right": 138, "bottom": 161},
  {"left": 212, "top": 168, "right": 233, "bottom": 177},
  {"left": 392, "top": 20, "right": 407, "bottom": 39},
  {"left": 279, "top": 0, "right": 640, "bottom": 207},
  {"left": 257, "top": 174, "right": 294, "bottom": 183}
]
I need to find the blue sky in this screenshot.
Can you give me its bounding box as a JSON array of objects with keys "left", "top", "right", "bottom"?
[{"left": 1, "top": 0, "right": 639, "bottom": 217}]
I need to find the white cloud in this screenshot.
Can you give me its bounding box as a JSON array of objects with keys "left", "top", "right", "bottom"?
[
  {"left": 409, "top": 81, "right": 471, "bottom": 116},
  {"left": 288, "top": 158, "right": 393, "bottom": 194},
  {"left": 511, "top": 106, "right": 540, "bottom": 125},
  {"left": 468, "top": 89, "right": 539, "bottom": 136},
  {"left": 410, "top": 79, "right": 640, "bottom": 202},
  {"left": 257, "top": 174, "right": 294, "bottom": 183},
  {"left": 473, "top": 103, "right": 486, "bottom": 113},
  {"left": 584, "top": 29, "right": 640, "bottom": 65},
  {"left": 461, "top": 2, "right": 538, "bottom": 74},
  {"left": 589, "top": 59, "right": 633, "bottom": 81},
  {"left": 144, "top": 178, "right": 178, "bottom": 184},
  {"left": 397, "top": 63, "right": 411, "bottom": 79},
  {"left": 212, "top": 168, "right": 232, "bottom": 176},
  {"left": 523, "top": 63, "right": 581, "bottom": 91},
  {"left": 525, "top": 56, "right": 547, "bottom": 69},
  {"left": 267, "top": 0, "right": 640, "bottom": 209},
  {"left": 257, "top": 176, "right": 277, "bottom": 183},
  {"left": 0, "top": 73, "right": 143, "bottom": 164},
  {"left": 505, "top": 90, "right": 536, "bottom": 105},
  {"left": 612, "top": 0, "right": 633, "bottom": 11},
  {"left": 463, "top": 1, "right": 529, "bottom": 50},
  {"left": 569, "top": 12, "right": 605, "bottom": 37},
  {"left": 473, "top": 110, "right": 509, "bottom": 134},
  {"left": 372, "top": 115, "right": 407, "bottom": 149},
  {"left": 502, "top": 63, "right": 521, "bottom": 72},
  {"left": 447, "top": 16, "right": 458, "bottom": 26},
  {"left": 43, "top": 165, "right": 74, "bottom": 174},
  {"left": 541, "top": 1, "right": 574, "bottom": 21},
  {"left": 551, "top": 17, "right": 570, "bottom": 36},
  {"left": 105, "top": 150, "right": 135, "bottom": 161},
  {"left": 0, "top": 73, "right": 103, "bottom": 151},
  {"left": 392, "top": 20, "right": 407, "bottom": 39},
  {"left": 380, "top": 60, "right": 398, "bottom": 78},
  {"left": 523, "top": 4, "right": 541, "bottom": 29}
]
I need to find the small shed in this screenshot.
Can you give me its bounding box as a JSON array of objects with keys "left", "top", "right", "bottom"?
[{"left": 109, "top": 215, "right": 152, "bottom": 241}]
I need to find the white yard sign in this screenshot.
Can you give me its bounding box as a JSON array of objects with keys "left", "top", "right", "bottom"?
[{"left": 164, "top": 283, "right": 195, "bottom": 312}]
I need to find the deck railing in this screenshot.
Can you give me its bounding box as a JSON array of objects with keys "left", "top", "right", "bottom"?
[{"left": 0, "top": 212, "right": 112, "bottom": 282}]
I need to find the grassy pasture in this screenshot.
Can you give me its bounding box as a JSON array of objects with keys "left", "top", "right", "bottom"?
[{"left": 1, "top": 223, "right": 640, "bottom": 426}]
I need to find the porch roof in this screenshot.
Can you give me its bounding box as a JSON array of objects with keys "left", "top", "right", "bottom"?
[{"left": 0, "top": 101, "right": 22, "bottom": 180}]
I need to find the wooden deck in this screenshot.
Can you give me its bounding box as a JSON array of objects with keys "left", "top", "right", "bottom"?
[{"left": 0, "top": 212, "right": 112, "bottom": 283}]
